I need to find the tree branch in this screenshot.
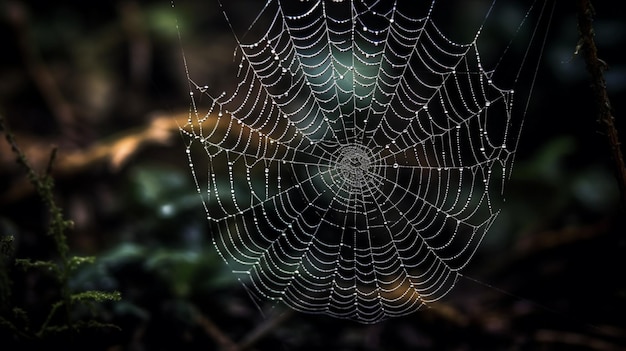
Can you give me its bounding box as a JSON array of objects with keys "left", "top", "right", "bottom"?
[
  {"left": 0, "top": 112, "right": 191, "bottom": 204},
  {"left": 576, "top": 0, "right": 626, "bottom": 206}
]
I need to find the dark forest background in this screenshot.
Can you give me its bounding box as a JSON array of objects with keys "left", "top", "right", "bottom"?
[{"left": 1, "top": 0, "right": 625, "bottom": 350}]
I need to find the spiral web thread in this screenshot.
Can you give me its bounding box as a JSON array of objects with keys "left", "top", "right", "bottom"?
[{"left": 180, "top": 0, "right": 548, "bottom": 324}]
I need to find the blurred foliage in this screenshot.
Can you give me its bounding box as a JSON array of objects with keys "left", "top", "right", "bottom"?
[{"left": 0, "top": 0, "right": 625, "bottom": 350}]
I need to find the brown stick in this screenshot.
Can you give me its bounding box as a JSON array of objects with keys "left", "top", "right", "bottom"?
[
  {"left": 0, "top": 112, "right": 191, "bottom": 204},
  {"left": 576, "top": 0, "right": 626, "bottom": 206},
  {"left": 237, "top": 309, "right": 293, "bottom": 351},
  {"left": 193, "top": 309, "right": 240, "bottom": 351}
]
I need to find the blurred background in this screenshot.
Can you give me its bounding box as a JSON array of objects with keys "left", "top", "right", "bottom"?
[{"left": 1, "top": 0, "right": 625, "bottom": 350}]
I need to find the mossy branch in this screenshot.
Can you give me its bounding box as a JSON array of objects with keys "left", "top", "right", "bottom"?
[
  {"left": 0, "top": 114, "right": 121, "bottom": 342},
  {"left": 1, "top": 114, "right": 75, "bottom": 333},
  {"left": 576, "top": 0, "right": 626, "bottom": 206},
  {"left": 0, "top": 235, "right": 15, "bottom": 311}
]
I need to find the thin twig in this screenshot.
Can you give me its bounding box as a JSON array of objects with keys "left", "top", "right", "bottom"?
[
  {"left": 535, "top": 329, "right": 624, "bottom": 351},
  {"left": 45, "top": 147, "right": 58, "bottom": 177},
  {"left": 576, "top": 0, "right": 626, "bottom": 206},
  {"left": 192, "top": 307, "right": 240, "bottom": 351},
  {"left": 0, "top": 115, "right": 44, "bottom": 191},
  {"left": 192, "top": 303, "right": 292, "bottom": 351},
  {"left": 237, "top": 309, "right": 293, "bottom": 350}
]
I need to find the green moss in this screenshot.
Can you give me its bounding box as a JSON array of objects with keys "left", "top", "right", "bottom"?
[{"left": 0, "top": 115, "right": 121, "bottom": 345}]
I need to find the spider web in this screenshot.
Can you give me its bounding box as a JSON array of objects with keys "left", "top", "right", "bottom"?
[{"left": 180, "top": 0, "right": 549, "bottom": 324}]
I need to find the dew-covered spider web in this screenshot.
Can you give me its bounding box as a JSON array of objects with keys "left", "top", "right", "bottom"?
[{"left": 179, "top": 0, "right": 551, "bottom": 324}]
